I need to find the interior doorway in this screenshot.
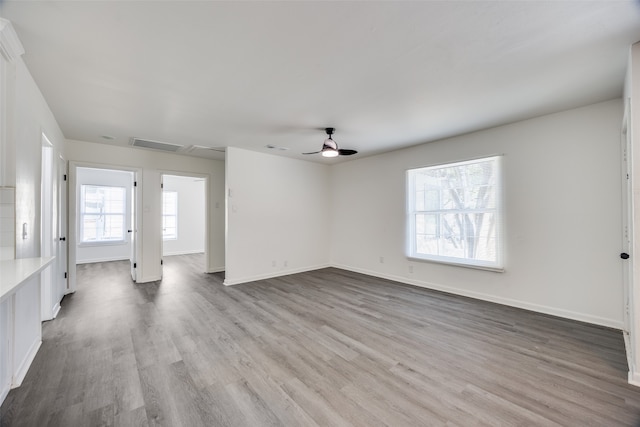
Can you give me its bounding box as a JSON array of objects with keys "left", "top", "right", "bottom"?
[
  {"left": 161, "top": 174, "right": 207, "bottom": 273},
  {"left": 68, "top": 163, "right": 139, "bottom": 291}
]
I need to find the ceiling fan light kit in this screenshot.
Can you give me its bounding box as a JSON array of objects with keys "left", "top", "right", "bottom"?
[
  {"left": 322, "top": 147, "right": 339, "bottom": 157},
  {"left": 303, "top": 127, "right": 358, "bottom": 158}
]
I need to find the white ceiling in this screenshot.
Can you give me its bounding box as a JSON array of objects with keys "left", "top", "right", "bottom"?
[{"left": 1, "top": 1, "right": 639, "bottom": 163}]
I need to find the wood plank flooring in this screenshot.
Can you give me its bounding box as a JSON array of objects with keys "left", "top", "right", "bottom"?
[{"left": 2, "top": 254, "right": 640, "bottom": 426}]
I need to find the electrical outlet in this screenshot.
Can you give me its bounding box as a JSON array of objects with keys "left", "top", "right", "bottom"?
[
  {"left": 408, "top": 265, "right": 414, "bottom": 274},
  {"left": 379, "top": 256, "right": 384, "bottom": 264},
  {"left": 284, "top": 260, "right": 288, "bottom": 267},
  {"left": 272, "top": 260, "right": 276, "bottom": 267}
]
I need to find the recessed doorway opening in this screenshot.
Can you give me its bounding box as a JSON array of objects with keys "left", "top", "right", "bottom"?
[{"left": 161, "top": 174, "right": 207, "bottom": 274}]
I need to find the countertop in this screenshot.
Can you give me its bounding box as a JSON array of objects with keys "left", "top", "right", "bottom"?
[{"left": 0, "top": 257, "right": 55, "bottom": 302}]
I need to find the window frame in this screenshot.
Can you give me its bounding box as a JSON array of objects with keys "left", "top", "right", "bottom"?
[
  {"left": 79, "top": 184, "right": 127, "bottom": 246},
  {"left": 406, "top": 155, "right": 504, "bottom": 271},
  {"left": 162, "top": 190, "right": 178, "bottom": 241}
]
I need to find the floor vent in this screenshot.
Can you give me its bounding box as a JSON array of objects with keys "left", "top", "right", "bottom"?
[{"left": 130, "top": 138, "right": 182, "bottom": 152}]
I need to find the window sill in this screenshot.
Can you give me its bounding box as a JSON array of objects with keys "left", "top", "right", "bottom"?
[
  {"left": 79, "top": 240, "right": 127, "bottom": 248},
  {"left": 407, "top": 256, "right": 504, "bottom": 273}
]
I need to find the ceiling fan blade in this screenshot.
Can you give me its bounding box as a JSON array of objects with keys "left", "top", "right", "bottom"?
[
  {"left": 302, "top": 150, "right": 322, "bottom": 155},
  {"left": 338, "top": 149, "right": 358, "bottom": 156}
]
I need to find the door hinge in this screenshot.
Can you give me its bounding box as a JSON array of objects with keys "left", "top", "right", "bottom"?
[
  {"left": 133, "top": 263, "right": 137, "bottom": 268},
  {"left": 161, "top": 260, "right": 163, "bottom": 265},
  {"left": 161, "top": 183, "right": 164, "bottom": 189},
  {"left": 64, "top": 272, "right": 67, "bottom": 279},
  {"left": 134, "top": 181, "right": 137, "bottom": 187},
  {"left": 63, "top": 174, "right": 67, "bottom": 181}
]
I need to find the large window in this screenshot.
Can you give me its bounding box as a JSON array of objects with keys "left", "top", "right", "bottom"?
[
  {"left": 162, "top": 191, "right": 178, "bottom": 240},
  {"left": 80, "top": 185, "right": 126, "bottom": 243},
  {"left": 407, "top": 156, "right": 503, "bottom": 270}
]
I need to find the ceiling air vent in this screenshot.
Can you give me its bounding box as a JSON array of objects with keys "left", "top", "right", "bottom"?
[
  {"left": 184, "top": 145, "right": 226, "bottom": 153},
  {"left": 130, "top": 138, "right": 182, "bottom": 152}
]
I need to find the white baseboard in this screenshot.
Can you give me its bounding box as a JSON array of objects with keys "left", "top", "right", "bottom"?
[
  {"left": 628, "top": 370, "right": 640, "bottom": 387},
  {"left": 136, "top": 275, "right": 162, "bottom": 284},
  {"left": 0, "top": 382, "right": 9, "bottom": 407},
  {"left": 623, "top": 331, "right": 632, "bottom": 368},
  {"left": 207, "top": 266, "right": 225, "bottom": 274},
  {"left": 223, "top": 264, "right": 330, "bottom": 286},
  {"left": 51, "top": 302, "right": 61, "bottom": 319},
  {"left": 76, "top": 256, "right": 129, "bottom": 264},
  {"left": 218, "top": 262, "right": 623, "bottom": 329},
  {"left": 331, "top": 263, "right": 624, "bottom": 330},
  {"left": 163, "top": 250, "right": 205, "bottom": 256},
  {"left": 12, "top": 339, "right": 41, "bottom": 388}
]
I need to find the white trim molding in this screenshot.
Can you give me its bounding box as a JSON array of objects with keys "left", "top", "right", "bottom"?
[
  {"left": 0, "top": 19, "right": 24, "bottom": 62},
  {"left": 223, "top": 264, "right": 330, "bottom": 286},
  {"left": 331, "top": 263, "right": 624, "bottom": 330},
  {"left": 12, "top": 339, "right": 41, "bottom": 388}
]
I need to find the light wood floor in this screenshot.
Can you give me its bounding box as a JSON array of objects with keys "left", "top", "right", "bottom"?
[{"left": 2, "top": 254, "right": 640, "bottom": 426}]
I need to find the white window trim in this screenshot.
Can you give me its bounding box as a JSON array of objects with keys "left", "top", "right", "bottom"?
[{"left": 406, "top": 155, "right": 504, "bottom": 272}]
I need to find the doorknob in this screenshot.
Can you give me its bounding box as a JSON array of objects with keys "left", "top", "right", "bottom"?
[
  {"left": 59, "top": 237, "right": 66, "bottom": 241},
  {"left": 621, "top": 252, "right": 630, "bottom": 259},
  {"left": 127, "top": 230, "right": 133, "bottom": 233}
]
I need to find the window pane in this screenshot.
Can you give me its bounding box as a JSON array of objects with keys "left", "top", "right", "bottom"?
[
  {"left": 440, "top": 212, "right": 465, "bottom": 258},
  {"left": 162, "top": 191, "right": 178, "bottom": 240},
  {"left": 80, "top": 184, "right": 126, "bottom": 243},
  {"left": 103, "top": 214, "right": 124, "bottom": 240},
  {"left": 415, "top": 190, "right": 425, "bottom": 211},
  {"left": 82, "top": 214, "right": 99, "bottom": 242},
  {"left": 163, "top": 216, "right": 176, "bottom": 228}
]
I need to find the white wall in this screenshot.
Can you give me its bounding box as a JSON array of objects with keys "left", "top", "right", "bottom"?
[
  {"left": 14, "top": 64, "right": 66, "bottom": 260},
  {"left": 75, "top": 167, "right": 133, "bottom": 264},
  {"left": 162, "top": 175, "right": 205, "bottom": 256},
  {"left": 0, "top": 19, "right": 66, "bottom": 405},
  {"left": 65, "top": 140, "right": 225, "bottom": 283},
  {"left": 331, "top": 99, "right": 624, "bottom": 328},
  {"left": 225, "top": 147, "right": 330, "bottom": 285},
  {"left": 0, "top": 187, "right": 15, "bottom": 260}
]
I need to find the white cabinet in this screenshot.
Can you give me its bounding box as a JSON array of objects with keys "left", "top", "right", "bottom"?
[{"left": 0, "top": 257, "right": 54, "bottom": 405}]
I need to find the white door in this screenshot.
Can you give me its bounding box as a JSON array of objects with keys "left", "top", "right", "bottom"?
[
  {"left": 160, "top": 175, "right": 164, "bottom": 278},
  {"left": 130, "top": 174, "right": 137, "bottom": 281},
  {"left": 57, "top": 156, "right": 68, "bottom": 296}
]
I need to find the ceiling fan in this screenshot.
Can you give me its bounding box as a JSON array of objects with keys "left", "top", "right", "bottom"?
[{"left": 303, "top": 128, "right": 357, "bottom": 158}]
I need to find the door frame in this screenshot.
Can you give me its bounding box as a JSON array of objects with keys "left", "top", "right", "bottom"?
[
  {"left": 40, "top": 133, "right": 56, "bottom": 320},
  {"left": 160, "top": 171, "right": 211, "bottom": 273},
  {"left": 622, "top": 101, "right": 633, "bottom": 332},
  {"left": 68, "top": 161, "right": 141, "bottom": 292}
]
